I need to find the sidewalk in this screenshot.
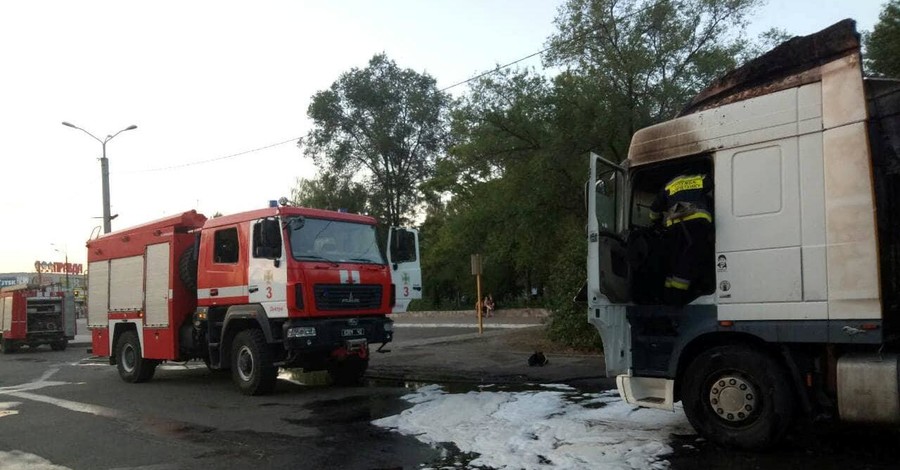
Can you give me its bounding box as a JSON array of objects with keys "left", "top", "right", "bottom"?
[{"left": 371, "top": 309, "right": 610, "bottom": 388}]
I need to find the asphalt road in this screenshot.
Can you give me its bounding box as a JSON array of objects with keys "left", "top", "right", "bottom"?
[
  {"left": 0, "top": 346, "right": 442, "bottom": 470},
  {"left": 5, "top": 326, "right": 900, "bottom": 470}
]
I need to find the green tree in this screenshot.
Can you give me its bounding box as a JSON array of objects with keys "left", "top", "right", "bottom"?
[
  {"left": 289, "top": 171, "right": 369, "bottom": 214},
  {"left": 865, "top": 0, "right": 900, "bottom": 77},
  {"left": 304, "top": 54, "right": 452, "bottom": 226},
  {"left": 546, "top": 0, "right": 762, "bottom": 161}
]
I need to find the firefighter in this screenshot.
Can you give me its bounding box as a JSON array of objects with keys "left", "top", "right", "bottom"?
[{"left": 649, "top": 173, "right": 713, "bottom": 306}]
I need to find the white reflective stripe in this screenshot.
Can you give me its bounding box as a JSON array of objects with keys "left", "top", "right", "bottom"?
[
  {"left": 340, "top": 270, "right": 361, "bottom": 284},
  {"left": 197, "top": 285, "right": 249, "bottom": 299}
]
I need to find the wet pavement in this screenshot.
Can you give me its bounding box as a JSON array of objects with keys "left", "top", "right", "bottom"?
[{"left": 13, "top": 314, "right": 900, "bottom": 469}]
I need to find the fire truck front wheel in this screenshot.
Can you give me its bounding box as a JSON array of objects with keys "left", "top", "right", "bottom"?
[
  {"left": 231, "top": 329, "right": 278, "bottom": 395},
  {"left": 115, "top": 331, "right": 158, "bottom": 383},
  {"left": 681, "top": 344, "right": 795, "bottom": 450}
]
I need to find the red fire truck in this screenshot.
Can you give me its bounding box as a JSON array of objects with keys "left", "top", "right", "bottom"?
[
  {"left": 1, "top": 285, "right": 75, "bottom": 353},
  {"left": 86, "top": 205, "right": 421, "bottom": 395}
]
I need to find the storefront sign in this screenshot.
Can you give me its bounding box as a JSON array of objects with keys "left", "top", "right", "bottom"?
[{"left": 34, "top": 261, "right": 83, "bottom": 275}]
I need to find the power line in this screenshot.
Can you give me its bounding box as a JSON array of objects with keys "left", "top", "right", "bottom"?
[
  {"left": 438, "top": 0, "right": 669, "bottom": 92},
  {"left": 118, "top": 137, "right": 301, "bottom": 174}
]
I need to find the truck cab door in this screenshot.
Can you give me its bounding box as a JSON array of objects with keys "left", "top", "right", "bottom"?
[
  {"left": 587, "top": 153, "right": 632, "bottom": 376},
  {"left": 248, "top": 218, "right": 288, "bottom": 318},
  {"left": 387, "top": 227, "right": 422, "bottom": 313}
]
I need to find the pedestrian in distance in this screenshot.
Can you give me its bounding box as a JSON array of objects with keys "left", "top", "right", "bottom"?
[{"left": 484, "top": 294, "right": 495, "bottom": 318}]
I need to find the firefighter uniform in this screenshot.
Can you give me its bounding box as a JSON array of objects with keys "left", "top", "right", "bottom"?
[{"left": 650, "top": 174, "right": 713, "bottom": 306}]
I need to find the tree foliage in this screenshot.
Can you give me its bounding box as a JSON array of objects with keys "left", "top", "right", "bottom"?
[
  {"left": 545, "top": 0, "right": 761, "bottom": 161},
  {"left": 304, "top": 54, "right": 452, "bottom": 226},
  {"left": 289, "top": 171, "right": 369, "bottom": 214},
  {"left": 865, "top": 0, "right": 900, "bottom": 78}
]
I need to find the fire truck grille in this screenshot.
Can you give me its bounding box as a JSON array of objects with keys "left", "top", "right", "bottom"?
[{"left": 314, "top": 284, "right": 382, "bottom": 310}]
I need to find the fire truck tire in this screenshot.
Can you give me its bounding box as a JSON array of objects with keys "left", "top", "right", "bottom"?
[
  {"left": 681, "top": 344, "right": 794, "bottom": 450},
  {"left": 179, "top": 246, "right": 198, "bottom": 292},
  {"left": 328, "top": 358, "right": 369, "bottom": 386},
  {"left": 1, "top": 339, "right": 18, "bottom": 354},
  {"left": 50, "top": 339, "right": 68, "bottom": 351},
  {"left": 115, "top": 331, "right": 157, "bottom": 383},
  {"left": 231, "top": 329, "right": 277, "bottom": 395}
]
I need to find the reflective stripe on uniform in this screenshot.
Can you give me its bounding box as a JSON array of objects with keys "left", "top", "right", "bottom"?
[
  {"left": 665, "top": 277, "right": 691, "bottom": 290},
  {"left": 665, "top": 210, "right": 712, "bottom": 227},
  {"left": 665, "top": 175, "right": 704, "bottom": 195}
]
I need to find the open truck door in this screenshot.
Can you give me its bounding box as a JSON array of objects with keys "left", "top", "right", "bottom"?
[
  {"left": 387, "top": 227, "right": 422, "bottom": 313},
  {"left": 586, "top": 153, "right": 632, "bottom": 377}
]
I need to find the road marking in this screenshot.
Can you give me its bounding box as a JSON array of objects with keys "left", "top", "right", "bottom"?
[
  {"left": 4, "top": 391, "right": 119, "bottom": 418},
  {"left": 0, "top": 401, "right": 21, "bottom": 419},
  {"left": 0, "top": 367, "right": 119, "bottom": 418},
  {"left": 0, "top": 450, "right": 70, "bottom": 470}
]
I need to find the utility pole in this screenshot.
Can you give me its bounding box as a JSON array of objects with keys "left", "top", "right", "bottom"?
[{"left": 62, "top": 122, "right": 137, "bottom": 234}]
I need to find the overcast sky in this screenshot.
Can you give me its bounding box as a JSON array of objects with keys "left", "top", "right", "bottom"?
[{"left": 0, "top": 0, "right": 884, "bottom": 273}]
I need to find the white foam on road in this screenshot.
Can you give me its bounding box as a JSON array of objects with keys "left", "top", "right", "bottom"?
[
  {"left": 373, "top": 385, "right": 692, "bottom": 470},
  {"left": 0, "top": 450, "right": 70, "bottom": 470}
]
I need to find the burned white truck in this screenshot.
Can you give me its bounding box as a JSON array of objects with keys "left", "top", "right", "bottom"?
[{"left": 586, "top": 20, "right": 900, "bottom": 448}]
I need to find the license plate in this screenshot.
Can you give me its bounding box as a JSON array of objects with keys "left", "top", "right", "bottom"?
[{"left": 342, "top": 328, "right": 365, "bottom": 337}]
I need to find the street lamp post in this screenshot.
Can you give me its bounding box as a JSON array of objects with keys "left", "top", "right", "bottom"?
[
  {"left": 52, "top": 244, "right": 69, "bottom": 291},
  {"left": 62, "top": 122, "right": 137, "bottom": 234}
]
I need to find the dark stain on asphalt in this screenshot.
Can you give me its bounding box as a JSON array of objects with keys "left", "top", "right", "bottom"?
[{"left": 668, "top": 422, "right": 900, "bottom": 470}]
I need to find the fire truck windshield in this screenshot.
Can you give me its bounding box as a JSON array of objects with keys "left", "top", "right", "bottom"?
[{"left": 287, "top": 217, "right": 386, "bottom": 265}]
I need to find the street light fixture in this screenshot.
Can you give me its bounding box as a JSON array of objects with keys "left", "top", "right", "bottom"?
[
  {"left": 52, "top": 243, "right": 69, "bottom": 291},
  {"left": 62, "top": 121, "right": 138, "bottom": 234}
]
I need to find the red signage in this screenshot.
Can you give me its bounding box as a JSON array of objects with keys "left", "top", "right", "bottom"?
[{"left": 34, "top": 261, "right": 83, "bottom": 275}]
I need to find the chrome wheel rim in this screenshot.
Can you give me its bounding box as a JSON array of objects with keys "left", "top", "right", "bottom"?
[
  {"left": 237, "top": 345, "right": 254, "bottom": 382},
  {"left": 121, "top": 344, "right": 136, "bottom": 373},
  {"left": 709, "top": 375, "right": 758, "bottom": 423}
]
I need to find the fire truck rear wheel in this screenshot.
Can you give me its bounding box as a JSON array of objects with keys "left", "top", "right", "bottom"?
[
  {"left": 50, "top": 339, "right": 68, "bottom": 351},
  {"left": 682, "top": 344, "right": 794, "bottom": 450},
  {"left": 328, "top": 358, "right": 369, "bottom": 386},
  {"left": 231, "top": 329, "right": 277, "bottom": 395},
  {"left": 115, "top": 330, "right": 157, "bottom": 383}
]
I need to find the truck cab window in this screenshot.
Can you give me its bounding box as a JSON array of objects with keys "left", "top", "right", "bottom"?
[
  {"left": 391, "top": 229, "right": 417, "bottom": 263},
  {"left": 596, "top": 170, "right": 619, "bottom": 233},
  {"left": 214, "top": 228, "right": 239, "bottom": 264},
  {"left": 252, "top": 219, "right": 282, "bottom": 259}
]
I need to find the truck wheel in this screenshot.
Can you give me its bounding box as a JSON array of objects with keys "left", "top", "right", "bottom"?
[
  {"left": 50, "top": 339, "right": 68, "bottom": 351},
  {"left": 682, "top": 344, "right": 794, "bottom": 450},
  {"left": 328, "top": 358, "right": 369, "bottom": 386},
  {"left": 231, "top": 329, "right": 277, "bottom": 395},
  {"left": 179, "top": 246, "right": 198, "bottom": 292},
  {"left": 115, "top": 331, "right": 157, "bottom": 383}
]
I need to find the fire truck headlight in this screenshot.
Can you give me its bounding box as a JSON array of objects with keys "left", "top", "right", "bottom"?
[{"left": 287, "top": 327, "right": 317, "bottom": 338}]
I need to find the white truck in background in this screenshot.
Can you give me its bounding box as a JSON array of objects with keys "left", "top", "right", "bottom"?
[{"left": 586, "top": 20, "right": 900, "bottom": 448}]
